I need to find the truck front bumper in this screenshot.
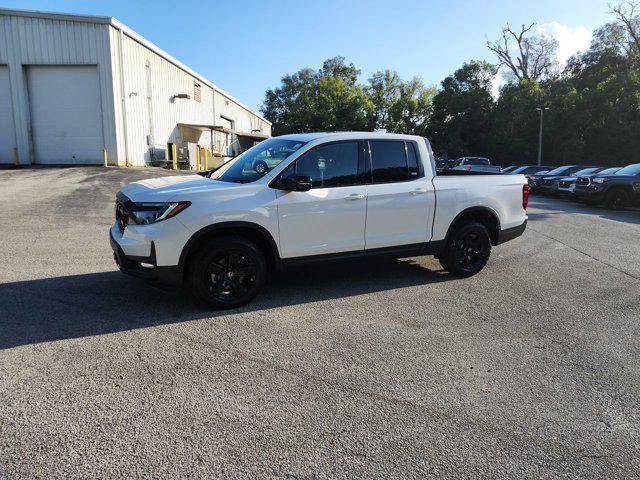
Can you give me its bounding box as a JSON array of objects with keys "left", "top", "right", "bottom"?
[{"left": 110, "top": 228, "right": 183, "bottom": 286}]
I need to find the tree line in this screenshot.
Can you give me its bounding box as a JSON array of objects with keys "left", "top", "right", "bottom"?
[{"left": 261, "top": 2, "right": 640, "bottom": 167}]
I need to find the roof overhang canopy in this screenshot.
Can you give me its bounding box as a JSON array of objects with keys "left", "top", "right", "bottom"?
[{"left": 177, "top": 123, "right": 269, "bottom": 143}]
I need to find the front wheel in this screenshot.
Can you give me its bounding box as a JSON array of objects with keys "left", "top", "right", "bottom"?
[
  {"left": 188, "top": 236, "right": 267, "bottom": 309},
  {"left": 439, "top": 222, "right": 492, "bottom": 277},
  {"left": 604, "top": 189, "right": 629, "bottom": 210}
]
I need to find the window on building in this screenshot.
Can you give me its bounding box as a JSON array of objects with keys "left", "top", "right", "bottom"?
[
  {"left": 370, "top": 141, "right": 409, "bottom": 183},
  {"left": 194, "top": 82, "right": 201, "bottom": 103}
]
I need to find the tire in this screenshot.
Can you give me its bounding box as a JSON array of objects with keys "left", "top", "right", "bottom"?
[
  {"left": 439, "top": 222, "right": 492, "bottom": 277},
  {"left": 188, "top": 236, "right": 267, "bottom": 309},
  {"left": 253, "top": 160, "right": 268, "bottom": 174},
  {"left": 604, "top": 189, "right": 629, "bottom": 210}
]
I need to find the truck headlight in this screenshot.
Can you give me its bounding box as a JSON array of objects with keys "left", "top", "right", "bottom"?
[
  {"left": 129, "top": 202, "right": 191, "bottom": 225},
  {"left": 592, "top": 177, "right": 608, "bottom": 184}
]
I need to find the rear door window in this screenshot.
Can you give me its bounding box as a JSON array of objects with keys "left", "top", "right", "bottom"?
[
  {"left": 370, "top": 141, "right": 408, "bottom": 183},
  {"left": 406, "top": 142, "right": 420, "bottom": 178}
]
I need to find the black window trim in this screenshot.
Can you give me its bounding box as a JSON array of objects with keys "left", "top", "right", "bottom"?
[
  {"left": 278, "top": 139, "right": 368, "bottom": 189},
  {"left": 366, "top": 139, "right": 424, "bottom": 185}
]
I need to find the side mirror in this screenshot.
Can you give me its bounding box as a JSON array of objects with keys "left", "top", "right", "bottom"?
[{"left": 271, "top": 174, "right": 313, "bottom": 192}]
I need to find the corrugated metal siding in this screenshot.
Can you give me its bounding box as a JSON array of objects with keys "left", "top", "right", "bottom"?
[
  {"left": 0, "top": 13, "right": 117, "bottom": 165},
  {"left": 110, "top": 26, "right": 271, "bottom": 167},
  {"left": 110, "top": 29, "right": 216, "bottom": 166}
]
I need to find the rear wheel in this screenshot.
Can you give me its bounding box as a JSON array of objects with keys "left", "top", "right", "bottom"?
[
  {"left": 604, "top": 189, "right": 629, "bottom": 210},
  {"left": 188, "top": 236, "right": 267, "bottom": 309},
  {"left": 439, "top": 222, "right": 492, "bottom": 277}
]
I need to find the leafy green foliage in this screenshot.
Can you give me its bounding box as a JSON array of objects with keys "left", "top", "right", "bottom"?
[
  {"left": 426, "top": 61, "right": 496, "bottom": 158},
  {"left": 261, "top": 57, "right": 434, "bottom": 136}
]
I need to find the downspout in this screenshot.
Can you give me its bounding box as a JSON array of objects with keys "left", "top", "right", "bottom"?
[
  {"left": 118, "top": 28, "right": 130, "bottom": 166},
  {"left": 211, "top": 88, "right": 217, "bottom": 153}
]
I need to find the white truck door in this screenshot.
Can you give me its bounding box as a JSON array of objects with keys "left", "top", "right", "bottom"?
[
  {"left": 364, "top": 140, "right": 434, "bottom": 249},
  {"left": 276, "top": 141, "right": 367, "bottom": 258}
]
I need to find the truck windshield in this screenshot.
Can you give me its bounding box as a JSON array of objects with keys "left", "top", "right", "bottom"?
[{"left": 211, "top": 138, "right": 307, "bottom": 183}]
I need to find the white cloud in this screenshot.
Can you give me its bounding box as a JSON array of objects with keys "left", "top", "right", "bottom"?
[{"left": 535, "top": 21, "right": 592, "bottom": 67}]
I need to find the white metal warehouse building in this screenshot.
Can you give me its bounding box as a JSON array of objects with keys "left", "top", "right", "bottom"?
[{"left": 0, "top": 8, "right": 271, "bottom": 167}]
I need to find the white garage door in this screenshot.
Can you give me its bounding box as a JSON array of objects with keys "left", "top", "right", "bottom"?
[
  {"left": 0, "top": 66, "right": 16, "bottom": 164},
  {"left": 27, "top": 65, "right": 103, "bottom": 164}
]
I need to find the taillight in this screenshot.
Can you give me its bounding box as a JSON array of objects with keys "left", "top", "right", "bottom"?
[{"left": 522, "top": 184, "right": 530, "bottom": 210}]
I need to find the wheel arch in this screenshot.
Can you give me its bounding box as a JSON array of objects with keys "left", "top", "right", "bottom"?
[
  {"left": 179, "top": 222, "right": 282, "bottom": 275},
  {"left": 444, "top": 207, "right": 501, "bottom": 246}
]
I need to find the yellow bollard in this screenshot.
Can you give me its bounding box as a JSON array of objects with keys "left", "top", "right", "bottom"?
[
  {"left": 172, "top": 143, "right": 178, "bottom": 170},
  {"left": 195, "top": 146, "right": 201, "bottom": 171},
  {"left": 202, "top": 148, "right": 207, "bottom": 170},
  {"left": 103, "top": 148, "right": 108, "bottom": 167}
]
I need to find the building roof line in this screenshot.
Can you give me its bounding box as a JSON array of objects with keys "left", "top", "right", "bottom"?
[{"left": 0, "top": 7, "right": 272, "bottom": 125}]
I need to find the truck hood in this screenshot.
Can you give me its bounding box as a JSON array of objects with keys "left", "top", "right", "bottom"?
[{"left": 119, "top": 175, "right": 242, "bottom": 202}]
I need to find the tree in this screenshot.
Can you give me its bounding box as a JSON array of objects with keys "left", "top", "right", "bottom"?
[
  {"left": 426, "top": 61, "right": 496, "bottom": 158},
  {"left": 487, "top": 24, "right": 559, "bottom": 82},
  {"left": 609, "top": 1, "right": 640, "bottom": 62},
  {"left": 367, "top": 71, "right": 436, "bottom": 134},
  {"left": 261, "top": 57, "right": 434, "bottom": 136},
  {"left": 261, "top": 57, "right": 371, "bottom": 135}
]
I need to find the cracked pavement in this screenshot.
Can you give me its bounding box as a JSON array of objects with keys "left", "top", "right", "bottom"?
[{"left": 1, "top": 167, "right": 639, "bottom": 478}]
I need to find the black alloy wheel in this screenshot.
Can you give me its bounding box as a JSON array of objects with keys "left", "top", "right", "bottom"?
[
  {"left": 207, "top": 250, "right": 257, "bottom": 302},
  {"left": 189, "top": 236, "right": 267, "bottom": 309},
  {"left": 454, "top": 232, "right": 485, "bottom": 272},
  {"left": 439, "top": 222, "right": 491, "bottom": 277}
]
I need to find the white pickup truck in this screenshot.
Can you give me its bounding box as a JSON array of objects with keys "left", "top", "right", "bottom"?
[{"left": 110, "top": 132, "right": 529, "bottom": 309}]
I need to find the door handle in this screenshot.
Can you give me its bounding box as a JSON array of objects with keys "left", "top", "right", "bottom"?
[
  {"left": 344, "top": 193, "right": 366, "bottom": 200},
  {"left": 411, "top": 189, "right": 428, "bottom": 195}
]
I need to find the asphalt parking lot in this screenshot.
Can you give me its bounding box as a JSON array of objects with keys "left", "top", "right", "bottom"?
[{"left": 1, "top": 167, "right": 639, "bottom": 479}]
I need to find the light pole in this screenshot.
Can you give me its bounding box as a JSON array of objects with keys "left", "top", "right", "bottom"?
[{"left": 536, "top": 107, "right": 549, "bottom": 166}]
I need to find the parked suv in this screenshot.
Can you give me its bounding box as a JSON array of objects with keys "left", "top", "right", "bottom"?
[
  {"left": 509, "top": 166, "right": 552, "bottom": 177},
  {"left": 111, "top": 132, "right": 528, "bottom": 309},
  {"left": 574, "top": 163, "right": 640, "bottom": 209},
  {"left": 530, "top": 165, "right": 587, "bottom": 193},
  {"left": 552, "top": 167, "right": 609, "bottom": 195}
]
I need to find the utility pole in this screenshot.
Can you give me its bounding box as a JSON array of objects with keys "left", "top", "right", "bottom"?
[{"left": 536, "top": 107, "right": 549, "bottom": 166}]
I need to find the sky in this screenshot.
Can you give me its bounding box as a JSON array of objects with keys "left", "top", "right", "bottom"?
[{"left": 2, "top": 0, "right": 614, "bottom": 112}]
